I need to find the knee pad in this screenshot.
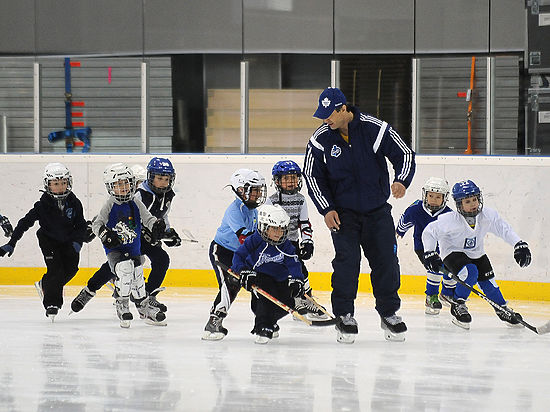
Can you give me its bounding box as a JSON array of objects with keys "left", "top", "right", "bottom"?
[
  {"left": 115, "top": 259, "right": 134, "bottom": 297},
  {"left": 131, "top": 265, "right": 146, "bottom": 300}
]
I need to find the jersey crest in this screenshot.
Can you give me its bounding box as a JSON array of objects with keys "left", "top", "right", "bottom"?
[
  {"left": 331, "top": 145, "right": 342, "bottom": 158},
  {"left": 463, "top": 237, "right": 477, "bottom": 249}
]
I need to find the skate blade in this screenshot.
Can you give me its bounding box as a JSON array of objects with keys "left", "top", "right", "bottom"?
[
  {"left": 201, "top": 331, "right": 226, "bottom": 341},
  {"left": 504, "top": 322, "right": 524, "bottom": 329},
  {"left": 451, "top": 318, "right": 470, "bottom": 330},
  {"left": 120, "top": 320, "right": 131, "bottom": 328},
  {"left": 255, "top": 336, "right": 271, "bottom": 344},
  {"left": 336, "top": 332, "right": 356, "bottom": 344},
  {"left": 34, "top": 281, "right": 44, "bottom": 300},
  {"left": 425, "top": 307, "right": 441, "bottom": 315},
  {"left": 272, "top": 331, "right": 279, "bottom": 339},
  {"left": 47, "top": 315, "right": 56, "bottom": 323},
  {"left": 144, "top": 318, "right": 167, "bottom": 327},
  {"left": 384, "top": 330, "right": 405, "bottom": 342}
]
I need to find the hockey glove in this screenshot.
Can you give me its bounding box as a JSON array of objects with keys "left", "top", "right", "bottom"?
[
  {"left": 98, "top": 225, "right": 121, "bottom": 248},
  {"left": 141, "top": 226, "right": 159, "bottom": 246},
  {"left": 288, "top": 277, "right": 305, "bottom": 298},
  {"left": 83, "top": 220, "right": 96, "bottom": 243},
  {"left": 423, "top": 251, "right": 443, "bottom": 273},
  {"left": 0, "top": 244, "right": 14, "bottom": 257},
  {"left": 163, "top": 228, "right": 182, "bottom": 247},
  {"left": 240, "top": 269, "right": 257, "bottom": 292},
  {"left": 151, "top": 219, "right": 167, "bottom": 242},
  {"left": 0, "top": 216, "right": 13, "bottom": 237},
  {"left": 299, "top": 241, "right": 314, "bottom": 260},
  {"left": 514, "top": 241, "right": 531, "bottom": 268},
  {"left": 72, "top": 242, "right": 82, "bottom": 253}
]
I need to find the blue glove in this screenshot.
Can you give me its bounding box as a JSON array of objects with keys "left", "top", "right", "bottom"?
[
  {"left": 0, "top": 244, "right": 14, "bottom": 257},
  {"left": 72, "top": 242, "right": 82, "bottom": 253}
]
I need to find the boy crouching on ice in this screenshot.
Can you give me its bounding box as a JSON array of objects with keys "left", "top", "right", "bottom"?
[{"left": 232, "top": 204, "right": 305, "bottom": 344}]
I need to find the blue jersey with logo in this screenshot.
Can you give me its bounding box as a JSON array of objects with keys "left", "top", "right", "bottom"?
[
  {"left": 213, "top": 198, "right": 258, "bottom": 252},
  {"left": 104, "top": 201, "right": 142, "bottom": 256}
]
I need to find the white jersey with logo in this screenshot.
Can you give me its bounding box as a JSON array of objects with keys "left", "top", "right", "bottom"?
[
  {"left": 422, "top": 207, "right": 521, "bottom": 260},
  {"left": 266, "top": 192, "right": 311, "bottom": 242}
]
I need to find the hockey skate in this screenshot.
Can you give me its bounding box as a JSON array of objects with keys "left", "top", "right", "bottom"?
[
  {"left": 34, "top": 280, "right": 44, "bottom": 301},
  {"left": 295, "top": 295, "right": 330, "bottom": 321},
  {"left": 380, "top": 314, "right": 407, "bottom": 341},
  {"left": 425, "top": 294, "right": 442, "bottom": 315},
  {"left": 202, "top": 312, "right": 228, "bottom": 341},
  {"left": 137, "top": 296, "right": 167, "bottom": 326},
  {"left": 439, "top": 293, "right": 454, "bottom": 307},
  {"left": 70, "top": 286, "right": 96, "bottom": 313},
  {"left": 272, "top": 323, "right": 280, "bottom": 339},
  {"left": 148, "top": 287, "right": 167, "bottom": 312},
  {"left": 494, "top": 305, "right": 524, "bottom": 328},
  {"left": 335, "top": 313, "right": 358, "bottom": 344},
  {"left": 115, "top": 297, "right": 133, "bottom": 328},
  {"left": 450, "top": 298, "right": 472, "bottom": 329},
  {"left": 255, "top": 327, "right": 274, "bottom": 344},
  {"left": 45, "top": 306, "right": 59, "bottom": 322}
]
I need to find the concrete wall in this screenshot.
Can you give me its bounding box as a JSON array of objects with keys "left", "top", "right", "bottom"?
[{"left": 0, "top": 154, "right": 548, "bottom": 284}]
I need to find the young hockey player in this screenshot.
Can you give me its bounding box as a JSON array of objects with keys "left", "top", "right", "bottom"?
[
  {"left": 91, "top": 163, "right": 167, "bottom": 328},
  {"left": 202, "top": 168, "right": 267, "bottom": 341},
  {"left": 422, "top": 180, "right": 532, "bottom": 329},
  {"left": 0, "top": 163, "right": 88, "bottom": 320},
  {"left": 71, "top": 158, "right": 178, "bottom": 323},
  {"left": 266, "top": 160, "right": 327, "bottom": 320},
  {"left": 396, "top": 177, "right": 456, "bottom": 315},
  {"left": 0, "top": 213, "right": 13, "bottom": 237},
  {"left": 233, "top": 204, "right": 305, "bottom": 344}
]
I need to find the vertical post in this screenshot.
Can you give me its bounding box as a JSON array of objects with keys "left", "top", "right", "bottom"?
[
  {"left": 411, "top": 58, "right": 419, "bottom": 152},
  {"left": 486, "top": 57, "right": 494, "bottom": 155},
  {"left": 240, "top": 60, "right": 249, "bottom": 154},
  {"left": 0, "top": 115, "right": 7, "bottom": 153},
  {"left": 331, "top": 60, "right": 340, "bottom": 88},
  {"left": 141, "top": 61, "right": 148, "bottom": 154},
  {"left": 33, "top": 62, "right": 40, "bottom": 153}
]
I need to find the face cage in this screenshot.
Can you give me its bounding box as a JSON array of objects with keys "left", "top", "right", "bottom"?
[
  {"left": 273, "top": 174, "right": 303, "bottom": 195},
  {"left": 147, "top": 171, "right": 175, "bottom": 194},
  {"left": 242, "top": 184, "right": 267, "bottom": 209},
  {"left": 455, "top": 194, "right": 483, "bottom": 217},
  {"left": 422, "top": 188, "right": 448, "bottom": 213},
  {"left": 106, "top": 179, "right": 136, "bottom": 202},
  {"left": 45, "top": 177, "right": 73, "bottom": 200},
  {"left": 259, "top": 223, "right": 289, "bottom": 245}
]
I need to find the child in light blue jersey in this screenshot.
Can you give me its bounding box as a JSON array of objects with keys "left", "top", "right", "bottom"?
[{"left": 202, "top": 168, "right": 267, "bottom": 341}]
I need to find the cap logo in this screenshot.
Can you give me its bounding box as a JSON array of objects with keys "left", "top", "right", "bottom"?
[{"left": 321, "top": 97, "right": 331, "bottom": 108}]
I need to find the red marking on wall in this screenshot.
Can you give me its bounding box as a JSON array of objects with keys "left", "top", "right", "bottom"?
[
  {"left": 72, "top": 122, "right": 84, "bottom": 127},
  {"left": 457, "top": 92, "right": 467, "bottom": 98},
  {"left": 74, "top": 141, "right": 84, "bottom": 146},
  {"left": 108, "top": 67, "right": 112, "bottom": 84},
  {"left": 71, "top": 112, "right": 83, "bottom": 117},
  {"left": 71, "top": 101, "right": 85, "bottom": 107},
  {"left": 70, "top": 62, "right": 81, "bottom": 67}
]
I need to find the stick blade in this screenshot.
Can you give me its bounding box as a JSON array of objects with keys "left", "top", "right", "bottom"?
[{"left": 536, "top": 321, "right": 550, "bottom": 335}]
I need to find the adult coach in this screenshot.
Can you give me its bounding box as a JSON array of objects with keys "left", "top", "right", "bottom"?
[{"left": 303, "top": 87, "right": 415, "bottom": 343}]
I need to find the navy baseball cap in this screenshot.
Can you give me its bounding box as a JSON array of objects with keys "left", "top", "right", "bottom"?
[{"left": 313, "top": 87, "right": 347, "bottom": 119}]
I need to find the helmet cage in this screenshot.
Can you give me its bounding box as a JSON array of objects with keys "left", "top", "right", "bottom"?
[
  {"left": 258, "top": 205, "right": 290, "bottom": 245},
  {"left": 272, "top": 160, "right": 303, "bottom": 195},
  {"left": 422, "top": 177, "right": 449, "bottom": 213},
  {"left": 43, "top": 163, "right": 73, "bottom": 200},
  {"left": 236, "top": 183, "right": 267, "bottom": 209},
  {"left": 455, "top": 194, "right": 483, "bottom": 217},
  {"left": 452, "top": 180, "right": 483, "bottom": 217},
  {"left": 104, "top": 164, "right": 136, "bottom": 202}
]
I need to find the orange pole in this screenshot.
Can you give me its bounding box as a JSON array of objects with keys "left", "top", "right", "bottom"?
[{"left": 464, "top": 56, "right": 476, "bottom": 154}]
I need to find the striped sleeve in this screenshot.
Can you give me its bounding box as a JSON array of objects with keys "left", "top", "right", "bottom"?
[
  {"left": 379, "top": 125, "right": 415, "bottom": 188},
  {"left": 396, "top": 206, "right": 414, "bottom": 237},
  {"left": 303, "top": 128, "right": 334, "bottom": 216}
]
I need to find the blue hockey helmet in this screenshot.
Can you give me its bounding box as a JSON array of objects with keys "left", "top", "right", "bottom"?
[
  {"left": 452, "top": 180, "right": 483, "bottom": 217},
  {"left": 271, "top": 160, "right": 302, "bottom": 195},
  {"left": 147, "top": 157, "right": 176, "bottom": 194}
]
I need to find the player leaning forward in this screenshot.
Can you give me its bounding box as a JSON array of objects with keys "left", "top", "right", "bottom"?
[
  {"left": 422, "top": 180, "right": 532, "bottom": 329},
  {"left": 93, "top": 163, "right": 167, "bottom": 327},
  {"left": 304, "top": 87, "right": 415, "bottom": 343}
]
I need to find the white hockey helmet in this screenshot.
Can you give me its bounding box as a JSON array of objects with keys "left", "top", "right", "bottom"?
[
  {"left": 130, "top": 164, "right": 147, "bottom": 185},
  {"left": 103, "top": 163, "right": 136, "bottom": 202},
  {"left": 229, "top": 168, "right": 267, "bottom": 209},
  {"left": 43, "top": 162, "right": 73, "bottom": 199},
  {"left": 258, "top": 204, "right": 290, "bottom": 245},
  {"left": 422, "top": 177, "right": 450, "bottom": 212}
]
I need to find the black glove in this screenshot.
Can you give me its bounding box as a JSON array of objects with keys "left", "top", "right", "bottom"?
[
  {"left": 514, "top": 241, "right": 531, "bottom": 268},
  {"left": 240, "top": 269, "right": 257, "bottom": 291},
  {"left": 0, "top": 244, "right": 14, "bottom": 257},
  {"left": 141, "top": 226, "right": 159, "bottom": 246},
  {"left": 423, "top": 251, "right": 443, "bottom": 273},
  {"left": 98, "top": 225, "right": 121, "bottom": 248},
  {"left": 299, "top": 241, "right": 314, "bottom": 260},
  {"left": 0, "top": 216, "right": 13, "bottom": 237},
  {"left": 163, "top": 228, "right": 182, "bottom": 247},
  {"left": 83, "top": 220, "right": 96, "bottom": 243},
  {"left": 288, "top": 277, "right": 304, "bottom": 298},
  {"left": 151, "top": 219, "right": 166, "bottom": 241}
]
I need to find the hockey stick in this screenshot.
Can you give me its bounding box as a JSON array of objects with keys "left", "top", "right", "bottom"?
[
  {"left": 215, "top": 261, "right": 340, "bottom": 327},
  {"left": 180, "top": 228, "right": 198, "bottom": 243},
  {"left": 451, "top": 274, "right": 550, "bottom": 335}
]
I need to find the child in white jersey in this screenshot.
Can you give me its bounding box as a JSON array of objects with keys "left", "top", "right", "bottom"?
[{"left": 422, "top": 180, "right": 532, "bottom": 329}]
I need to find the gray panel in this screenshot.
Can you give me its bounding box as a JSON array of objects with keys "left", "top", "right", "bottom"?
[
  {"left": 243, "top": 0, "right": 332, "bottom": 53},
  {"left": 490, "top": 0, "right": 526, "bottom": 52},
  {"left": 527, "top": 5, "right": 550, "bottom": 69},
  {"left": 145, "top": 0, "right": 242, "bottom": 53},
  {"left": 416, "top": 0, "right": 489, "bottom": 53},
  {"left": 36, "top": 0, "right": 143, "bottom": 55},
  {"left": 335, "top": 0, "right": 414, "bottom": 53},
  {"left": 0, "top": 0, "right": 35, "bottom": 53}
]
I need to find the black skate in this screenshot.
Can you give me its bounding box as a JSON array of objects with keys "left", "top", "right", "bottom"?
[
  {"left": 294, "top": 295, "right": 330, "bottom": 321},
  {"left": 494, "top": 305, "right": 524, "bottom": 328},
  {"left": 115, "top": 297, "right": 133, "bottom": 328},
  {"left": 71, "top": 286, "right": 96, "bottom": 313},
  {"left": 450, "top": 298, "right": 472, "bottom": 329},
  {"left": 335, "top": 313, "right": 358, "bottom": 344},
  {"left": 137, "top": 296, "right": 167, "bottom": 326},
  {"left": 255, "top": 327, "right": 274, "bottom": 344},
  {"left": 148, "top": 287, "right": 167, "bottom": 312},
  {"left": 45, "top": 306, "right": 59, "bottom": 322},
  {"left": 425, "top": 294, "right": 443, "bottom": 315},
  {"left": 202, "top": 312, "right": 228, "bottom": 341},
  {"left": 380, "top": 314, "right": 407, "bottom": 341}
]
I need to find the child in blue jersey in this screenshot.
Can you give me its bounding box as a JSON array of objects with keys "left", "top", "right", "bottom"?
[
  {"left": 233, "top": 204, "right": 305, "bottom": 344},
  {"left": 202, "top": 168, "right": 267, "bottom": 341},
  {"left": 396, "top": 177, "right": 455, "bottom": 314},
  {"left": 91, "top": 163, "right": 166, "bottom": 328},
  {"left": 0, "top": 213, "right": 13, "bottom": 238}
]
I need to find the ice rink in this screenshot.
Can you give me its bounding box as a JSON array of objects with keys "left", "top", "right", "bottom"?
[{"left": 1, "top": 285, "right": 550, "bottom": 412}]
